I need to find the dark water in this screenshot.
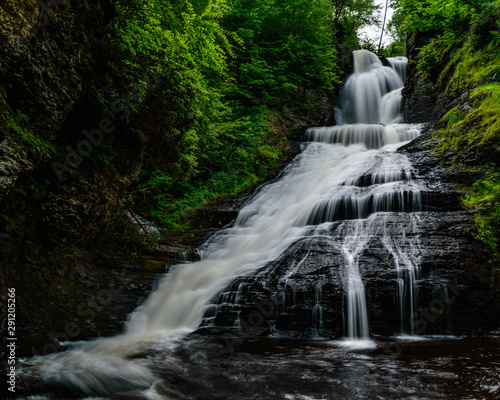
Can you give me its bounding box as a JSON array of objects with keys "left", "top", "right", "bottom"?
[
  {"left": 147, "top": 336, "right": 500, "bottom": 400},
  {"left": 19, "top": 335, "right": 499, "bottom": 399}
]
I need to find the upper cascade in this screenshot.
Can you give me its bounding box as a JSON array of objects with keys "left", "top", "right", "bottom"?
[
  {"left": 354, "top": 49, "right": 383, "bottom": 76},
  {"left": 335, "top": 50, "right": 407, "bottom": 125},
  {"left": 387, "top": 56, "right": 408, "bottom": 82}
]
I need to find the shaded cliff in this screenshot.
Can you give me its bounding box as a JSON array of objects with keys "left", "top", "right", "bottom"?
[{"left": 0, "top": 0, "right": 147, "bottom": 356}]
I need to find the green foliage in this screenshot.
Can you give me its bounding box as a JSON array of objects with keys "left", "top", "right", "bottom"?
[
  {"left": 390, "top": 0, "right": 499, "bottom": 55},
  {"left": 415, "top": 31, "right": 463, "bottom": 79},
  {"left": 102, "top": 0, "right": 234, "bottom": 178},
  {"left": 393, "top": 0, "right": 489, "bottom": 32},
  {"left": 109, "top": 210, "right": 159, "bottom": 254},
  {"left": 462, "top": 166, "right": 500, "bottom": 254},
  {"left": 99, "top": 0, "right": 361, "bottom": 231},
  {"left": 80, "top": 0, "right": 385, "bottom": 235},
  {"left": 223, "top": 0, "right": 341, "bottom": 107},
  {"left": 333, "top": 0, "right": 381, "bottom": 48},
  {"left": 130, "top": 108, "right": 288, "bottom": 230},
  {"left": 112, "top": 0, "right": 232, "bottom": 79},
  {"left": 1, "top": 107, "right": 55, "bottom": 162},
  {"left": 436, "top": 55, "right": 500, "bottom": 156},
  {"left": 357, "top": 35, "right": 379, "bottom": 53},
  {"left": 415, "top": 1, "right": 500, "bottom": 252},
  {"left": 381, "top": 1, "right": 406, "bottom": 56}
]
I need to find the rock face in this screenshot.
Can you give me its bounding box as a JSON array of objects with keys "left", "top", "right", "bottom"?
[
  {"left": 0, "top": 1, "right": 164, "bottom": 358},
  {"left": 285, "top": 89, "right": 337, "bottom": 139},
  {"left": 195, "top": 134, "right": 499, "bottom": 339},
  {"left": 0, "top": 0, "right": 114, "bottom": 199},
  {"left": 0, "top": 138, "right": 32, "bottom": 202},
  {"left": 0, "top": 0, "right": 142, "bottom": 246},
  {"left": 1, "top": 243, "right": 169, "bottom": 357},
  {"left": 285, "top": 44, "right": 353, "bottom": 138},
  {"left": 402, "top": 31, "right": 475, "bottom": 127},
  {"left": 402, "top": 31, "right": 439, "bottom": 123}
]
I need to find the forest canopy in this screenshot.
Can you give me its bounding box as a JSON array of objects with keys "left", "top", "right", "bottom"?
[{"left": 104, "top": 0, "right": 382, "bottom": 231}]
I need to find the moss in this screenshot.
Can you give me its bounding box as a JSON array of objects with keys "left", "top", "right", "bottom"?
[
  {"left": 462, "top": 167, "right": 500, "bottom": 255},
  {"left": 417, "top": 31, "right": 464, "bottom": 81},
  {"left": 140, "top": 257, "right": 169, "bottom": 272},
  {"left": 0, "top": 105, "right": 55, "bottom": 162},
  {"left": 430, "top": 25, "right": 500, "bottom": 255},
  {"left": 436, "top": 84, "right": 500, "bottom": 157}
]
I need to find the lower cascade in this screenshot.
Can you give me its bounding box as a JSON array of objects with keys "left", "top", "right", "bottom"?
[
  {"left": 123, "top": 49, "right": 424, "bottom": 341},
  {"left": 20, "top": 49, "right": 494, "bottom": 398}
]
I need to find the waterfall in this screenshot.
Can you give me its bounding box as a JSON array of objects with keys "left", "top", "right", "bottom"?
[
  {"left": 20, "top": 51, "right": 422, "bottom": 394},
  {"left": 387, "top": 56, "right": 408, "bottom": 82},
  {"left": 327, "top": 50, "right": 410, "bottom": 340},
  {"left": 312, "top": 284, "right": 323, "bottom": 332},
  {"left": 338, "top": 222, "right": 370, "bottom": 340},
  {"left": 335, "top": 49, "right": 404, "bottom": 124},
  {"left": 126, "top": 50, "right": 413, "bottom": 340},
  {"left": 382, "top": 214, "right": 421, "bottom": 335}
]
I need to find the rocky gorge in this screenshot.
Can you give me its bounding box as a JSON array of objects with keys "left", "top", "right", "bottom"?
[{"left": 0, "top": 2, "right": 499, "bottom": 398}]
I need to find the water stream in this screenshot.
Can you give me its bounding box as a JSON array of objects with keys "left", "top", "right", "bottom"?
[{"left": 15, "top": 50, "right": 500, "bottom": 399}]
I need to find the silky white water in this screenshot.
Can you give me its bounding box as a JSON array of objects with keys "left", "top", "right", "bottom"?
[
  {"left": 124, "top": 49, "right": 414, "bottom": 340},
  {"left": 382, "top": 213, "right": 421, "bottom": 335},
  {"left": 387, "top": 56, "right": 408, "bottom": 82},
  {"left": 335, "top": 50, "right": 405, "bottom": 125},
  {"left": 127, "top": 143, "right": 391, "bottom": 335},
  {"left": 338, "top": 222, "right": 371, "bottom": 339},
  {"left": 19, "top": 50, "right": 422, "bottom": 395}
]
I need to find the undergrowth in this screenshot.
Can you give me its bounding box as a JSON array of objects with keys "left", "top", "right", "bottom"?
[
  {"left": 423, "top": 4, "right": 500, "bottom": 254},
  {"left": 0, "top": 106, "right": 55, "bottom": 162}
]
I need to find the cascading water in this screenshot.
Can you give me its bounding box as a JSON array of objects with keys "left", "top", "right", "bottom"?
[
  {"left": 335, "top": 50, "right": 405, "bottom": 125},
  {"left": 321, "top": 49, "right": 415, "bottom": 340},
  {"left": 125, "top": 49, "right": 418, "bottom": 341},
  {"left": 18, "top": 50, "right": 432, "bottom": 396},
  {"left": 382, "top": 214, "right": 421, "bottom": 335},
  {"left": 387, "top": 56, "right": 408, "bottom": 82},
  {"left": 312, "top": 283, "right": 323, "bottom": 332},
  {"left": 337, "top": 222, "right": 371, "bottom": 340}
]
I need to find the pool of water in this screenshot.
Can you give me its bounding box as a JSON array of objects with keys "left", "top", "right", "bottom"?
[{"left": 19, "top": 335, "right": 499, "bottom": 399}]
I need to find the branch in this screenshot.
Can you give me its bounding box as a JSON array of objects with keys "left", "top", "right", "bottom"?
[{"left": 126, "top": 206, "right": 151, "bottom": 236}]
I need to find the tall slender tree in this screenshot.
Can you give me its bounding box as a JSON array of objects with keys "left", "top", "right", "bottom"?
[{"left": 378, "top": 0, "right": 389, "bottom": 53}]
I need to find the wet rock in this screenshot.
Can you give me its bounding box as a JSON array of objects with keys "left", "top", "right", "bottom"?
[
  {"left": 402, "top": 31, "right": 440, "bottom": 123},
  {"left": 1, "top": 243, "right": 168, "bottom": 357},
  {"left": 284, "top": 89, "right": 337, "bottom": 139},
  {"left": 199, "top": 209, "right": 498, "bottom": 339},
  {"left": 197, "top": 132, "right": 499, "bottom": 339}
]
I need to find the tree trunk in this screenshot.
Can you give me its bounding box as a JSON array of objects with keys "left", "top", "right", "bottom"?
[{"left": 378, "top": 0, "right": 389, "bottom": 54}]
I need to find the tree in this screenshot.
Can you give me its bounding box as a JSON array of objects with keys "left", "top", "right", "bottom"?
[
  {"left": 382, "top": 0, "right": 406, "bottom": 56},
  {"left": 378, "top": 0, "right": 389, "bottom": 53},
  {"left": 392, "top": 0, "right": 490, "bottom": 33},
  {"left": 223, "top": 0, "right": 341, "bottom": 106},
  {"left": 333, "top": 0, "right": 381, "bottom": 47}
]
